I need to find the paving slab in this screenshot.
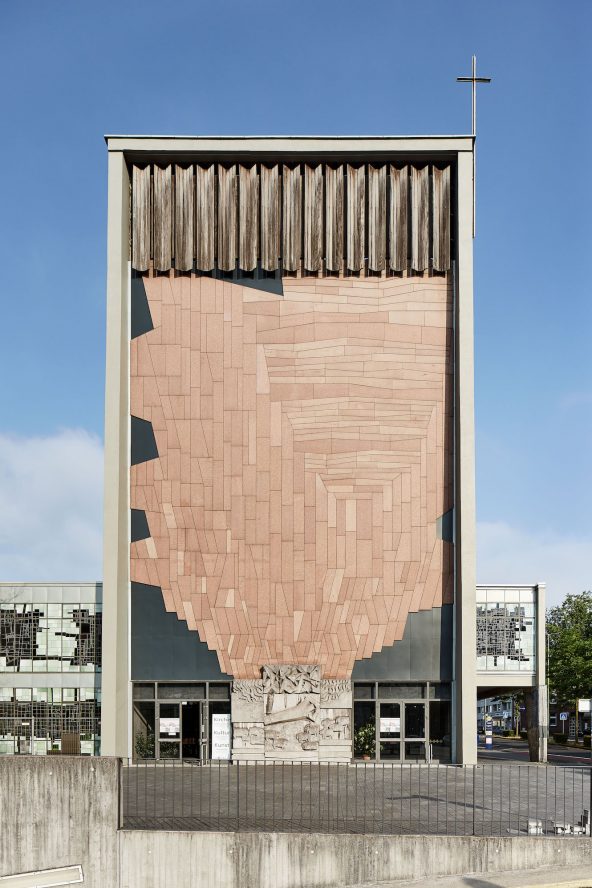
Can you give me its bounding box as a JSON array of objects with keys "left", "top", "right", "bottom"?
[{"left": 351, "top": 864, "right": 592, "bottom": 888}]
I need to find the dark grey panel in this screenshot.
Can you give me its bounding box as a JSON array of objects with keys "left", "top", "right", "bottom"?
[
  {"left": 131, "top": 416, "right": 159, "bottom": 466},
  {"left": 352, "top": 605, "right": 453, "bottom": 681},
  {"left": 131, "top": 509, "right": 150, "bottom": 543},
  {"left": 198, "top": 263, "right": 283, "bottom": 296},
  {"left": 437, "top": 509, "right": 454, "bottom": 543},
  {"left": 131, "top": 274, "right": 154, "bottom": 339},
  {"left": 131, "top": 582, "right": 232, "bottom": 680}
]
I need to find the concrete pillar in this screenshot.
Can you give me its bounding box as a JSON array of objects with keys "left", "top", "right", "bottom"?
[
  {"left": 454, "top": 147, "right": 477, "bottom": 764},
  {"left": 528, "top": 582, "right": 548, "bottom": 762},
  {"left": 525, "top": 685, "right": 548, "bottom": 763},
  {"left": 102, "top": 149, "right": 131, "bottom": 757}
]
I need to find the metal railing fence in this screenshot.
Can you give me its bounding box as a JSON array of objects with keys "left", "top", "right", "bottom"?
[{"left": 122, "top": 760, "right": 592, "bottom": 837}]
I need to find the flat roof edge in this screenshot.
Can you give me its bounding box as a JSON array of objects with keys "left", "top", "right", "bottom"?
[
  {"left": 104, "top": 134, "right": 474, "bottom": 154},
  {"left": 105, "top": 134, "right": 474, "bottom": 140},
  {"left": 0, "top": 581, "right": 103, "bottom": 586},
  {"left": 477, "top": 583, "right": 544, "bottom": 588}
]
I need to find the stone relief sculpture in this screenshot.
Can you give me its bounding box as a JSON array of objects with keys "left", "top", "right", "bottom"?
[
  {"left": 231, "top": 664, "right": 351, "bottom": 760},
  {"left": 295, "top": 723, "right": 320, "bottom": 751},
  {"left": 320, "top": 679, "right": 352, "bottom": 707},
  {"left": 232, "top": 680, "right": 264, "bottom": 702},
  {"left": 231, "top": 679, "right": 265, "bottom": 723},
  {"left": 264, "top": 695, "right": 319, "bottom": 726},
  {"left": 265, "top": 733, "right": 288, "bottom": 751},
  {"left": 320, "top": 714, "right": 351, "bottom": 741},
  {"left": 233, "top": 724, "right": 264, "bottom": 748},
  {"left": 262, "top": 665, "right": 321, "bottom": 695}
]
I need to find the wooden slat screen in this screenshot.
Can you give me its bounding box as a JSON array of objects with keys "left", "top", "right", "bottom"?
[
  {"left": 239, "top": 165, "right": 259, "bottom": 272},
  {"left": 282, "top": 165, "right": 302, "bottom": 273},
  {"left": 389, "top": 165, "right": 408, "bottom": 272},
  {"left": 368, "top": 165, "right": 386, "bottom": 272},
  {"left": 217, "top": 165, "right": 237, "bottom": 272},
  {"left": 130, "top": 162, "right": 452, "bottom": 274},
  {"left": 325, "top": 165, "right": 343, "bottom": 272},
  {"left": 304, "top": 165, "right": 323, "bottom": 272},
  {"left": 260, "top": 165, "right": 280, "bottom": 271},
  {"left": 153, "top": 165, "right": 172, "bottom": 271},
  {"left": 174, "top": 165, "right": 194, "bottom": 272},
  {"left": 347, "top": 165, "right": 366, "bottom": 272},
  {"left": 432, "top": 166, "right": 451, "bottom": 272},
  {"left": 411, "top": 165, "right": 430, "bottom": 273},
  {"left": 132, "top": 166, "right": 151, "bottom": 272},
  {"left": 195, "top": 165, "right": 215, "bottom": 271}
]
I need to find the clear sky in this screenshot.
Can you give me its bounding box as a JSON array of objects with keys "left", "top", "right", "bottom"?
[{"left": 0, "top": 0, "right": 590, "bottom": 605}]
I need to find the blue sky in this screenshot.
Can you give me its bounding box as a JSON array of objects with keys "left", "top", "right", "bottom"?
[{"left": 0, "top": 0, "right": 590, "bottom": 604}]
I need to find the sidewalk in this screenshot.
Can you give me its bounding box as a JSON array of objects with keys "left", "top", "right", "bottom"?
[{"left": 351, "top": 864, "right": 592, "bottom": 887}]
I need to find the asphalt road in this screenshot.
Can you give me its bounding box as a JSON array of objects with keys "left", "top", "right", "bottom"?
[{"left": 478, "top": 737, "right": 592, "bottom": 765}]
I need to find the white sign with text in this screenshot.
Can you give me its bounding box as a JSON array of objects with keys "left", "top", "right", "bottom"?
[
  {"left": 380, "top": 717, "right": 400, "bottom": 735},
  {"left": 211, "top": 713, "right": 231, "bottom": 760},
  {"left": 159, "top": 717, "right": 179, "bottom": 737}
]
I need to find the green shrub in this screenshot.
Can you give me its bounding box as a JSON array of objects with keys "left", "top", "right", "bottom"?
[
  {"left": 553, "top": 733, "right": 568, "bottom": 745},
  {"left": 583, "top": 734, "right": 591, "bottom": 749},
  {"left": 519, "top": 730, "right": 528, "bottom": 741},
  {"left": 502, "top": 729, "right": 513, "bottom": 737},
  {"left": 354, "top": 723, "right": 376, "bottom": 758},
  {"left": 135, "top": 731, "right": 155, "bottom": 759}
]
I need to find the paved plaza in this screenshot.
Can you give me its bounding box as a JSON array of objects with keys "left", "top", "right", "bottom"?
[
  {"left": 123, "top": 761, "right": 591, "bottom": 837},
  {"left": 354, "top": 864, "right": 592, "bottom": 888}
]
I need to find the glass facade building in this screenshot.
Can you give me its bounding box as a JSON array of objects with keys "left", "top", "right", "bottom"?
[
  {"left": 0, "top": 584, "right": 102, "bottom": 755},
  {"left": 476, "top": 587, "right": 536, "bottom": 673}
]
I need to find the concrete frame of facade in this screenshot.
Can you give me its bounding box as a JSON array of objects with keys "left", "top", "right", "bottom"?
[
  {"left": 476, "top": 583, "right": 546, "bottom": 693},
  {"left": 102, "top": 135, "right": 477, "bottom": 763},
  {"left": 476, "top": 583, "right": 547, "bottom": 761}
]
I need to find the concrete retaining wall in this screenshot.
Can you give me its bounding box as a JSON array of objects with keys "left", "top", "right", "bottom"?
[
  {"left": 0, "top": 757, "right": 119, "bottom": 888},
  {"left": 1, "top": 758, "right": 591, "bottom": 888},
  {"left": 119, "top": 831, "right": 592, "bottom": 888}
]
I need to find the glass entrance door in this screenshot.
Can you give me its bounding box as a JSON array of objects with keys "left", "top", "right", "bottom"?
[
  {"left": 378, "top": 703, "right": 401, "bottom": 759},
  {"left": 158, "top": 702, "right": 181, "bottom": 759},
  {"left": 377, "top": 700, "right": 427, "bottom": 762},
  {"left": 181, "top": 702, "right": 204, "bottom": 761},
  {"left": 403, "top": 703, "right": 426, "bottom": 761}
]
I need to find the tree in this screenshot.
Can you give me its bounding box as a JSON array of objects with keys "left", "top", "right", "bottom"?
[{"left": 547, "top": 591, "right": 592, "bottom": 706}]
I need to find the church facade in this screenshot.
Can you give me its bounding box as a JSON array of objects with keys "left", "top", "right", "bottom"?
[{"left": 102, "top": 136, "right": 477, "bottom": 763}]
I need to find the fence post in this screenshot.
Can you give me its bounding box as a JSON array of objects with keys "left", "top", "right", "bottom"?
[
  {"left": 589, "top": 765, "right": 592, "bottom": 838},
  {"left": 236, "top": 759, "right": 240, "bottom": 832},
  {"left": 118, "top": 757, "right": 124, "bottom": 829},
  {"left": 472, "top": 764, "right": 476, "bottom": 836}
]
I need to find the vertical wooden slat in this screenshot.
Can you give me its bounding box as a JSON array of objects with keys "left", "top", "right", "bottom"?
[
  {"left": 432, "top": 166, "right": 451, "bottom": 272},
  {"left": 325, "top": 165, "right": 343, "bottom": 272},
  {"left": 411, "top": 165, "right": 429, "bottom": 272},
  {"left": 174, "top": 165, "right": 194, "bottom": 271},
  {"left": 132, "top": 166, "right": 151, "bottom": 272},
  {"left": 282, "top": 165, "right": 302, "bottom": 272},
  {"left": 239, "top": 165, "right": 259, "bottom": 272},
  {"left": 260, "top": 165, "right": 280, "bottom": 271},
  {"left": 304, "top": 165, "right": 323, "bottom": 272},
  {"left": 195, "top": 165, "right": 215, "bottom": 271},
  {"left": 217, "top": 165, "right": 237, "bottom": 272},
  {"left": 347, "top": 165, "right": 366, "bottom": 271},
  {"left": 153, "top": 165, "right": 172, "bottom": 271},
  {"left": 368, "top": 165, "right": 386, "bottom": 272},
  {"left": 389, "top": 165, "right": 408, "bottom": 271}
]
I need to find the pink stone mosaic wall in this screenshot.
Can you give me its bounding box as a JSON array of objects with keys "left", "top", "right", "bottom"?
[{"left": 130, "top": 273, "right": 454, "bottom": 678}]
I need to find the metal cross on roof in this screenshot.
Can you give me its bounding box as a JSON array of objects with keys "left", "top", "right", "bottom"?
[
  {"left": 456, "top": 55, "right": 492, "bottom": 237},
  {"left": 457, "top": 55, "right": 491, "bottom": 137}
]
